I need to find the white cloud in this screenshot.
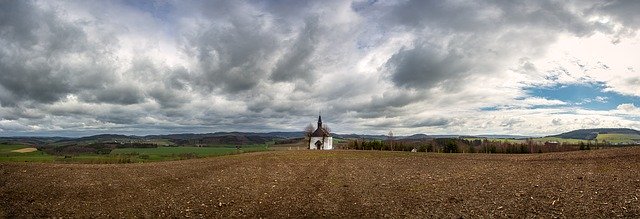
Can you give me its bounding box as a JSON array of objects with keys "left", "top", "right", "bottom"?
[
  {"left": 616, "top": 103, "right": 640, "bottom": 115},
  {"left": 524, "top": 32, "right": 640, "bottom": 96}
]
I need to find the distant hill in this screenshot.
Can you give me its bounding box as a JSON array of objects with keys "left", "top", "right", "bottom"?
[
  {"left": 3, "top": 128, "right": 639, "bottom": 147},
  {"left": 399, "top": 134, "right": 432, "bottom": 140},
  {"left": 399, "top": 134, "right": 533, "bottom": 140},
  {"left": 548, "top": 128, "right": 640, "bottom": 140},
  {"left": 475, "top": 135, "right": 533, "bottom": 139},
  {"left": 162, "top": 133, "right": 282, "bottom": 145},
  {"left": 0, "top": 137, "right": 70, "bottom": 146},
  {"left": 332, "top": 134, "right": 388, "bottom": 140},
  {"left": 74, "top": 134, "right": 139, "bottom": 142}
]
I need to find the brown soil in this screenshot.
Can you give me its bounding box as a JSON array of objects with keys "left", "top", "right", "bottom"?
[
  {"left": 1, "top": 147, "right": 640, "bottom": 218},
  {"left": 9, "top": 148, "right": 37, "bottom": 153}
]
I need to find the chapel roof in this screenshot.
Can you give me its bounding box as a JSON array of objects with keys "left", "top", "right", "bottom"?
[
  {"left": 311, "top": 127, "right": 330, "bottom": 137},
  {"left": 311, "top": 114, "right": 330, "bottom": 137}
]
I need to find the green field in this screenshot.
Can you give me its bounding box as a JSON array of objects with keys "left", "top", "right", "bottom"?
[
  {"left": 0, "top": 144, "right": 56, "bottom": 162},
  {"left": 596, "top": 134, "right": 640, "bottom": 144},
  {"left": 495, "top": 138, "right": 526, "bottom": 144},
  {"left": 464, "top": 137, "right": 577, "bottom": 144},
  {"left": 48, "top": 138, "right": 177, "bottom": 147},
  {"left": 534, "top": 135, "right": 640, "bottom": 145},
  {"left": 0, "top": 144, "right": 270, "bottom": 163},
  {"left": 533, "top": 137, "right": 588, "bottom": 144},
  {"left": 0, "top": 144, "right": 31, "bottom": 153},
  {"left": 468, "top": 135, "right": 640, "bottom": 145},
  {"left": 111, "top": 145, "right": 268, "bottom": 161}
]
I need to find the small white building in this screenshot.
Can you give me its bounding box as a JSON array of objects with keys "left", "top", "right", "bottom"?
[{"left": 309, "top": 115, "right": 333, "bottom": 150}]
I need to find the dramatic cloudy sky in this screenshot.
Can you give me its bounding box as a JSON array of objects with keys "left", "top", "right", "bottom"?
[{"left": 1, "top": 0, "right": 640, "bottom": 137}]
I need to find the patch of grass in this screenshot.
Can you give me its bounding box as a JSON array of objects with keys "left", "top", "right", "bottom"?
[
  {"left": 0, "top": 152, "right": 57, "bottom": 162},
  {"left": 333, "top": 138, "right": 348, "bottom": 143},
  {"left": 0, "top": 144, "right": 32, "bottom": 153},
  {"left": 0, "top": 144, "right": 56, "bottom": 162},
  {"left": 1, "top": 144, "right": 270, "bottom": 163},
  {"left": 466, "top": 137, "right": 589, "bottom": 144},
  {"left": 596, "top": 134, "right": 640, "bottom": 144}
]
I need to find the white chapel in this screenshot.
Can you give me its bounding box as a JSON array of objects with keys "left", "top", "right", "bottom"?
[{"left": 309, "top": 115, "right": 333, "bottom": 150}]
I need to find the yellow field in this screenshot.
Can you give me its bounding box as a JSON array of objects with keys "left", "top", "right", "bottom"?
[{"left": 10, "top": 148, "right": 37, "bottom": 153}]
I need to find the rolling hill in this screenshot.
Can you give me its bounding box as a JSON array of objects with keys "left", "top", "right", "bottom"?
[
  {"left": 548, "top": 128, "right": 640, "bottom": 140},
  {"left": 2, "top": 128, "right": 640, "bottom": 147}
]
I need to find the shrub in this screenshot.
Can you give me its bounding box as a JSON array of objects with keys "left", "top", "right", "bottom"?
[
  {"left": 426, "top": 144, "right": 434, "bottom": 152},
  {"left": 96, "top": 148, "right": 112, "bottom": 155},
  {"left": 444, "top": 141, "right": 458, "bottom": 153}
]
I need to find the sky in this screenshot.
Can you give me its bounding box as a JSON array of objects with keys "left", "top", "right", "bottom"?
[{"left": 0, "top": 0, "right": 640, "bottom": 137}]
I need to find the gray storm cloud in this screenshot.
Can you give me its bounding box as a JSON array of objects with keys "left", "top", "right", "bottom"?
[
  {"left": 0, "top": 0, "right": 639, "bottom": 136},
  {"left": 270, "top": 17, "right": 320, "bottom": 83},
  {"left": 0, "top": 1, "right": 115, "bottom": 105},
  {"left": 386, "top": 43, "right": 470, "bottom": 89}
]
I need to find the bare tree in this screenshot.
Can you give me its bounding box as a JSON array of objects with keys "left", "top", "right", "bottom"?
[
  {"left": 388, "top": 130, "right": 394, "bottom": 151},
  {"left": 304, "top": 123, "right": 315, "bottom": 137},
  {"left": 304, "top": 123, "right": 314, "bottom": 149},
  {"left": 322, "top": 124, "right": 331, "bottom": 134}
]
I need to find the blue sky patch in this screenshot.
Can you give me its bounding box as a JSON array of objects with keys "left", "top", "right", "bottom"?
[
  {"left": 525, "top": 82, "right": 640, "bottom": 110},
  {"left": 479, "top": 106, "right": 500, "bottom": 111},
  {"left": 123, "top": 0, "right": 172, "bottom": 21}
]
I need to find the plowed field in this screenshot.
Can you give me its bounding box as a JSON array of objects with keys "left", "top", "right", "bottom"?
[{"left": 2, "top": 147, "right": 640, "bottom": 218}]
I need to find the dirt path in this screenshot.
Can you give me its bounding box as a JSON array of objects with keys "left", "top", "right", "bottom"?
[{"left": 1, "top": 148, "right": 640, "bottom": 218}]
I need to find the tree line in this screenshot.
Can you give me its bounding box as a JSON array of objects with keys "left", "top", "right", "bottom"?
[
  {"left": 341, "top": 138, "right": 606, "bottom": 154},
  {"left": 38, "top": 142, "right": 158, "bottom": 155}
]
